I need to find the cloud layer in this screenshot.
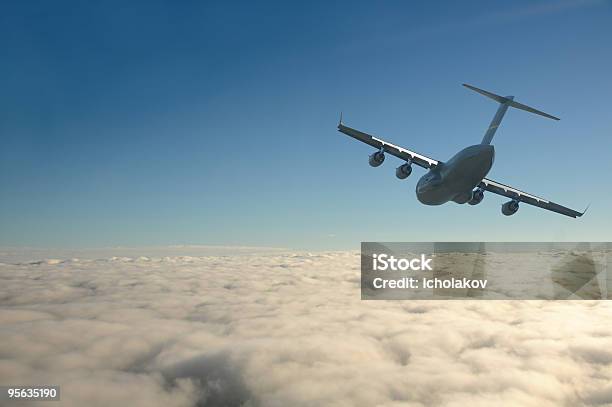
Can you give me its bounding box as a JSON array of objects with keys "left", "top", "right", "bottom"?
[{"left": 2, "top": 251, "right": 612, "bottom": 406}]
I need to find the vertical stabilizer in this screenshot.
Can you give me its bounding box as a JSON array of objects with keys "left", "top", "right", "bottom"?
[
  {"left": 481, "top": 96, "right": 514, "bottom": 145},
  {"left": 462, "top": 83, "right": 559, "bottom": 145}
]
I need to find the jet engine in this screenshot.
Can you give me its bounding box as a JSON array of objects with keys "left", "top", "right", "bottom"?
[
  {"left": 395, "top": 163, "right": 412, "bottom": 179},
  {"left": 369, "top": 151, "right": 385, "bottom": 167},
  {"left": 502, "top": 199, "right": 520, "bottom": 216},
  {"left": 468, "top": 188, "right": 484, "bottom": 205}
]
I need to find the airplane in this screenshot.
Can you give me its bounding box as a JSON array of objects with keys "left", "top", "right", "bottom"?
[{"left": 338, "top": 83, "right": 586, "bottom": 218}]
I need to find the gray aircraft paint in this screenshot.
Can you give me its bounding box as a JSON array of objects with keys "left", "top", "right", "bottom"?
[
  {"left": 416, "top": 144, "right": 494, "bottom": 205},
  {"left": 337, "top": 84, "right": 585, "bottom": 218}
]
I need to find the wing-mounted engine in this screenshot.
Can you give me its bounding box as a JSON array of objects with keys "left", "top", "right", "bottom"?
[
  {"left": 369, "top": 151, "right": 385, "bottom": 167},
  {"left": 395, "top": 162, "right": 412, "bottom": 179},
  {"left": 502, "top": 199, "right": 520, "bottom": 216},
  {"left": 468, "top": 188, "right": 485, "bottom": 205}
]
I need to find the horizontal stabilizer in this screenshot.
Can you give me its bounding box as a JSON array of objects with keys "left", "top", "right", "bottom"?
[
  {"left": 463, "top": 83, "right": 509, "bottom": 104},
  {"left": 507, "top": 99, "right": 560, "bottom": 121},
  {"left": 463, "top": 83, "right": 560, "bottom": 121}
]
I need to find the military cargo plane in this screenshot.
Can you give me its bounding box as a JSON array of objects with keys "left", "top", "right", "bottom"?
[{"left": 338, "top": 84, "right": 586, "bottom": 218}]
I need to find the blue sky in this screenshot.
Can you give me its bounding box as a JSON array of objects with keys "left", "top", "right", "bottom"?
[{"left": 1, "top": 0, "right": 611, "bottom": 250}]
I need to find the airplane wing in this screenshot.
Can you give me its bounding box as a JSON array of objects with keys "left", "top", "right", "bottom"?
[
  {"left": 478, "top": 178, "right": 586, "bottom": 218},
  {"left": 338, "top": 122, "right": 439, "bottom": 169},
  {"left": 337, "top": 120, "right": 585, "bottom": 218}
]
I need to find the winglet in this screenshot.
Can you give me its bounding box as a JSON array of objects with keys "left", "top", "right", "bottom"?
[
  {"left": 339, "top": 112, "right": 343, "bottom": 126},
  {"left": 580, "top": 203, "right": 591, "bottom": 217}
]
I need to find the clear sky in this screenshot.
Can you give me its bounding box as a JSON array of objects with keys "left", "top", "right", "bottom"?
[{"left": 1, "top": 0, "right": 611, "bottom": 250}]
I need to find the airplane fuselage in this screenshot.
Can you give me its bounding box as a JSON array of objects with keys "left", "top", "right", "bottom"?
[{"left": 416, "top": 144, "right": 495, "bottom": 205}]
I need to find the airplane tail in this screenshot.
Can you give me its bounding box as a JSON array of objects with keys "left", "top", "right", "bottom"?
[{"left": 462, "top": 83, "right": 560, "bottom": 145}]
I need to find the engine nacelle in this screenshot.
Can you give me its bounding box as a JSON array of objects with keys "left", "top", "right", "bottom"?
[
  {"left": 369, "top": 151, "right": 385, "bottom": 167},
  {"left": 395, "top": 163, "right": 412, "bottom": 179},
  {"left": 468, "top": 188, "right": 484, "bottom": 205},
  {"left": 502, "top": 200, "right": 520, "bottom": 216}
]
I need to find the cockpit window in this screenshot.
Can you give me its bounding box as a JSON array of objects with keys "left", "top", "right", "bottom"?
[{"left": 425, "top": 172, "right": 440, "bottom": 182}]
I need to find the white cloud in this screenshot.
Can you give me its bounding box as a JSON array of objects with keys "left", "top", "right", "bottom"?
[{"left": 1, "top": 251, "right": 612, "bottom": 406}]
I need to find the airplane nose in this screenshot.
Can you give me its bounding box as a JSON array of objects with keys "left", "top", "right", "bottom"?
[
  {"left": 417, "top": 178, "right": 441, "bottom": 194},
  {"left": 418, "top": 182, "right": 432, "bottom": 193},
  {"left": 416, "top": 182, "right": 443, "bottom": 205}
]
